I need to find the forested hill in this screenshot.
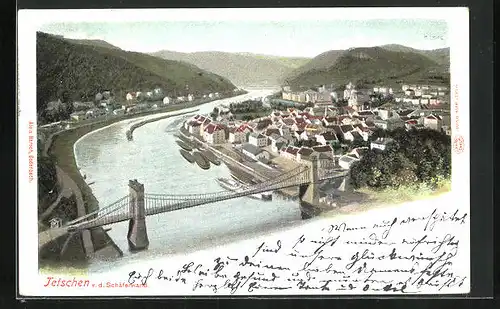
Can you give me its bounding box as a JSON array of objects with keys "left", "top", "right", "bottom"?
[
  {"left": 36, "top": 32, "right": 236, "bottom": 113},
  {"left": 284, "top": 46, "right": 450, "bottom": 90}
]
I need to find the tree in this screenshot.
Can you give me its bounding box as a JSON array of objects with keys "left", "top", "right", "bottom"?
[{"left": 350, "top": 128, "right": 451, "bottom": 190}]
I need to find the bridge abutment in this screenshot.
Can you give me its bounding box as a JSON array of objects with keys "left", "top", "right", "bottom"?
[
  {"left": 299, "top": 157, "right": 322, "bottom": 219},
  {"left": 127, "top": 179, "right": 149, "bottom": 251}
]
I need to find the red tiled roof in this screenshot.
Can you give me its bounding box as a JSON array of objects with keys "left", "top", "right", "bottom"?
[
  {"left": 313, "top": 145, "right": 333, "bottom": 153},
  {"left": 426, "top": 114, "right": 442, "bottom": 120},
  {"left": 406, "top": 120, "right": 418, "bottom": 125},
  {"left": 236, "top": 123, "right": 252, "bottom": 133},
  {"left": 320, "top": 132, "right": 337, "bottom": 140},
  {"left": 341, "top": 125, "right": 354, "bottom": 133},
  {"left": 296, "top": 123, "right": 307, "bottom": 130},
  {"left": 323, "top": 117, "right": 337, "bottom": 124},
  {"left": 295, "top": 117, "right": 305, "bottom": 124},
  {"left": 298, "top": 147, "right": 314, "bottom": 156},
  {"left": 284, "top": 146, "right": 300, "bottom": 155},
  {"left": 282, "top": 118, "right": 295, "bottom": 126},
  {"left": 204, "top": 123, "right": 223, "bottom": 134},
  {"left": 264, "top": 128, "right": 280, "bottom": 136}
]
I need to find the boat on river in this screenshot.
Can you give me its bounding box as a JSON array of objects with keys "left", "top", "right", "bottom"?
[
  {"left": 192, "top": 151, "right": 211, "bottom": 170},
  {"left": 179, "top": 149, "right": 195, "bottom": 163},
  {"left": 176, "top": 139, "right": 193, "bottom": 151},
  {"left": 126, "top": 130, "right": 133, "bottom": 141},
  {"left": 216, "top": 177, "right": 272, "bottom": 201},
  {"left": 201, "top": 149, "right": 221, "bottom": 166}
]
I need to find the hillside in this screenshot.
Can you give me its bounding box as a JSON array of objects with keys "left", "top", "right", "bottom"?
[
  {"left": 37, "top": 32, "right": 235, "bottom": 116},
  {"left": 285, "top": 46, "right": 450, "bottom": 90},
  {"left": 380, "top": 44, "right": 450, "bottom": 67},
  {"left": 150, "top": 50, "right": 310, "bottom": 87},
  {"left": 284, "top": 50, "right": 344, "bottom": 83},
  {"left": 63, "top": 38, "right": 123, "bottom": 50}
]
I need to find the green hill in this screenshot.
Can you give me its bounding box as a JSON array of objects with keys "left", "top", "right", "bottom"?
[
  {"left": 380, "top": 44, "right": 450, "bottom": 67},
  {"left": 63, "top": 38, "right": 123, "bottom": 50},
  {"left": 285, "top": 46, "right": 449, "bottom": 90},
  {"left": 36, "top": 32, "right": 236, "bottom": 116},
  {"left": 151, "top": 50, "right": 310, "bottom": 87}
]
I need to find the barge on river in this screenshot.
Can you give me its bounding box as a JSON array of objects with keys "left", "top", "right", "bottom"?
[
  {"left": 192, "top": 151, "right": 211, "bottom": 170},
  {"left": 200, "top": 149, "right": 221, "bottom": 166},
  {"left": 216, "top": 177, "right": 272, "bottom": 201},
  {"left": 176, "top": 139, "right": 194, "bottom": 151},
  {"left": 179, "top": 149, "right": 195, "bottom": 163}
]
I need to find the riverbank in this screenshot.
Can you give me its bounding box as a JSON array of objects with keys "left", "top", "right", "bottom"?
[
  {"left": 126, "top": 109, "right": 199, "bottom": 141},
  {"left": 42, "top": 91, "right": 247, "bottom": 266},
  {"left": 177, "top": 125, "right": 298, "bottom": 197}
]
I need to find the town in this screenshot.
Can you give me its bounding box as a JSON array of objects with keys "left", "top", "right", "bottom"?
[
  {"left": 39, "top": 87, "right": 246, "bottom": 130},
  {"left": 183, "top": 81, "right": 451, "bottom": 176}
]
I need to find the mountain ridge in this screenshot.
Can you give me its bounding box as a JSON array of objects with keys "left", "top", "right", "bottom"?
[
  {"left": 36, "top": 32, "right": 236, "bottom": 120},
  {"left": 150, "top": 50, "right": 310, "bottom": 87},
  {"left": 284, "top": 45, "right": 450, "bottom": 89}
]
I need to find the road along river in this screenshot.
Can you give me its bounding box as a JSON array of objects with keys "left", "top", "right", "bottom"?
[{"left": 74, "top": 89, "right": 308, "bottom": 273}]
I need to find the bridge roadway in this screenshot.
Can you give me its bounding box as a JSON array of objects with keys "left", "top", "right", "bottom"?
[
  {"left": 68, "top": 167, "right": 348, "bottom": 232},
  {"left": 69, "top": 166, "right": 313, "bottom": 230}
]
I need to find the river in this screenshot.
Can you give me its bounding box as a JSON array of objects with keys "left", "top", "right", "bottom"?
[{"left": 73, "top": 89, "right": 306, "bottom": 273}]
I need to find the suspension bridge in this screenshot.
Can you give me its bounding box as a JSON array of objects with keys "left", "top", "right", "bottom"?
[{"left": 39, "top": 158, "right": 349, "bottom": 252}]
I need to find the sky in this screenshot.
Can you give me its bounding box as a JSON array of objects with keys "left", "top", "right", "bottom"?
[{"left": 39, "top": 18, "right": 449, "bottom": 58}]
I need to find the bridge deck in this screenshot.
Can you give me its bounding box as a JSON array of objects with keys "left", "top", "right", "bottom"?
[{"left": 68, "top": 169, "right": 348, "bottom": 231}]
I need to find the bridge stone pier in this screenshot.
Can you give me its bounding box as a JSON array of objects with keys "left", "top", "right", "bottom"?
[
  {"left": 299, "top": 157, "right": 322, "bottom": 220},
  {"left": 127, "top": 179, "right": 149, "bottom": 251}
]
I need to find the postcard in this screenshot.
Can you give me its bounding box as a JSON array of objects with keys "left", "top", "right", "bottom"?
[{"left": 18, "top": 7, "right": 470, "bottom": 296}]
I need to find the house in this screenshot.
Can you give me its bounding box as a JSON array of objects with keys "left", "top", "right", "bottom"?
[
  {"left": 163, "top": 97, "right": 171, "bottom": 105},
  {"left": 338, "top": 154, "right": 360, "bottom": 170},
  {"left": 113, "top": 109, "right": 125, "bottom": 116},
  {"left": 296, "top": 147, "right": 314, "bottom": 163},
  {"left": 312, "top": 145, "right": 334, "bottom": 159},
  {"left": 70, "top": 111, "right": 88, "bottom": 122},
  {"left": 340, "top": 125, "right": 355, "bottom": 140},
  {"left": 405, "top": 119, "right": 419, "bottom": 130},
  {"left": 241, "top": 143, "right": 271, "bottom": 162},
  {"left": 405, "top": 89, "right": 416, "bottom": 96},
  {"left": 86, "top": 107, "right": 107, "bottom": 119},
  {"left": 49, "top": 217, "right": 63, "bottom": 229},
  {"left": 186, "top": 121, "right": 201, "bottom": 134},
  {"left": 344, "top": 130, "right": 363, "bottom": 142},
  {"left": 349, "top": 147, "right": 369, "bottom": 160},
  {"left": 276, "top": 123, "right": 291, "bottom": 136},
  {"left": 373, "top": 117, "right": 405, "bottom": 130},
  {"left": 248, "top": 132, "right": 268, "bottom": 147},
  {"left": 146, "top": 91, "right": 153, "bottom": 98},
  {"left": 263, "top": 127, "right": 281, "bottom": 138},
  {"left": 314, "top": 132, "right": 338, "bottom": 146},
  {"left": 354, "top": 126, "right": 373, "bottom": 142},
  {"left": 72, "top": 101, "right": 95, "bottom": 111},
  {"left": 322, "top": 116, "right": 338, "bottom": 126},
  {"left": 188, "top": 94, "right": 194, "bottom": 102},
  {"left": 203, "top": 123, "right": 226, "bottom": 144},
  {"left": 280, "top": 146, "right": 300, "bottom": 161},
  {"left": 228, "top": 127, "right": 247, "bottom": 144},
  {"left": 370, "top": 137, "right": 395, "bottom": 151},
  {"left": 423, "top": 114, "right": 451, "bottom": 131},
  {"left": 269, "top": 134, "right": 288, "bottom": 153}
]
